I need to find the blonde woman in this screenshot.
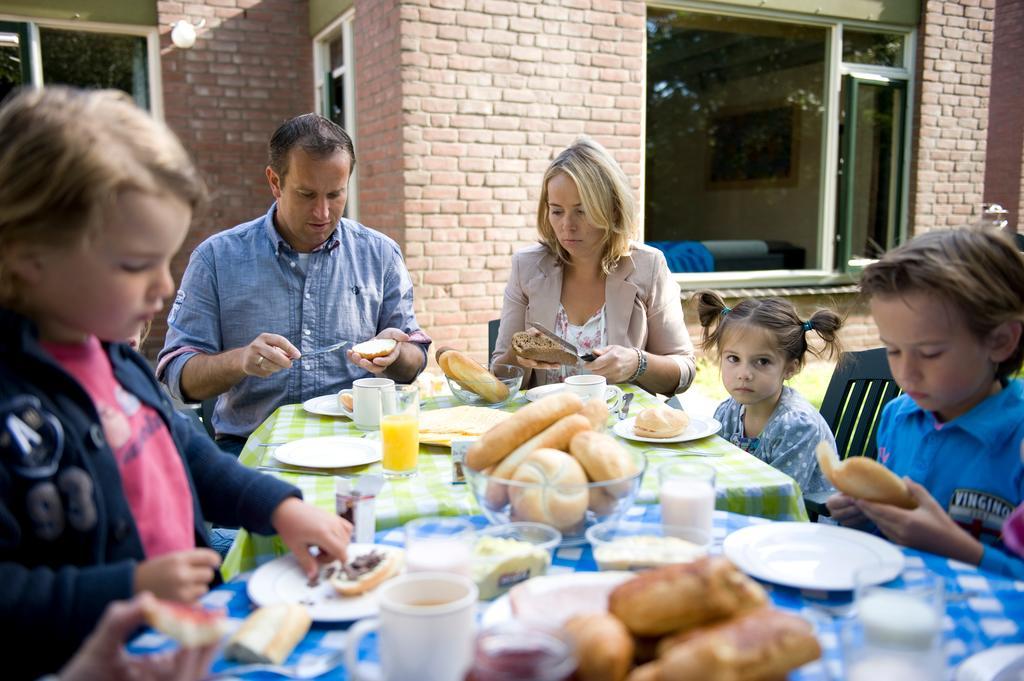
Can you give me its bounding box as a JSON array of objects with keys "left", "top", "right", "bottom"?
[{"left": 492, "top": 137, "right": 695, "bottom": 394}]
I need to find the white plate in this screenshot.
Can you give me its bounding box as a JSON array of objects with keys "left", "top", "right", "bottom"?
[
  {"left": 612, "top": 415, "right": 722, "bottom": 443},
  {"left": 722, "top": 522, "right": 905, "bottom": 591},
  {"left": 955, "top": 645, "right": 1024, "bottom": 681},
  {"left": 272, "top": 436, "right": 380, "bottom": 469},
  {"left": 302, "top": 393, "right": 352, "bottom": 418},
  {"left": 481, "top": 571, "right": 632, "bottom": 629},
  {"left": 525, "top": 384, "right": 623, "bottom": 406},
  {"left": 248, "top": 546, "right": 398, "bottom": 622}
]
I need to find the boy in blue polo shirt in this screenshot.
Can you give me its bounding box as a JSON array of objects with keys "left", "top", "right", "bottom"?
[{"left": 828, "top": 227, "right": 1024, "bottom": 579}]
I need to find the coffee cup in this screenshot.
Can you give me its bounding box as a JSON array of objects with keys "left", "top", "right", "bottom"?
[
  {"left": 352, "top": 377, "right": 396, "bottom": 430},
  {"left": 564, "top": 374, "right": 606, "bottom": 403},
  {"left": 345, "top": 572, "right": 478, "bottom": 681}
]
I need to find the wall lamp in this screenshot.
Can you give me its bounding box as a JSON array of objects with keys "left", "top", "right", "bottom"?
[{"left": 170, "top": 18, "right": 206, "bottom": 49}]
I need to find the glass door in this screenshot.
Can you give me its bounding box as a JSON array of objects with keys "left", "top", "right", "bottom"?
[
  {"left": 836, "top": 74, "right": 907, "bottom": 270},
  {"left": 0, "top": 21, "right": 31, "bottom": 103}
]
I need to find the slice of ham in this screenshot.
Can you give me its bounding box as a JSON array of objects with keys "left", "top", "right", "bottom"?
[{"left": 509, "top": 572, "right": 632, "bottom": 629}]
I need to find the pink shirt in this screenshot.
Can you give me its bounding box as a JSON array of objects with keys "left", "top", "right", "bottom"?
[{"left": 43, "top": 336, "right": 195, "bottom": 557}]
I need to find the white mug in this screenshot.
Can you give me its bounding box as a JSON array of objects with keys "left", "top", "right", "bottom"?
[
  {"left": 345, "top": 572, "right": 478, "bottom": 681},
  {"left": 564, "top": 374, "right": 607, "bottom": 403},
  {"left": 352, "top": 377, "right": 396, "bottom": 430}
]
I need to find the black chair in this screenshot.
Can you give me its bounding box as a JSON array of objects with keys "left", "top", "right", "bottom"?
[
  {"left": 805, "top": 347, "right": 901, "bottom": 520},
  {"left": 488, "top": 319, "right": 500, "bottom": 362},
  {"left": 200, "top": 397, "right": 217, "bottom": 440}
]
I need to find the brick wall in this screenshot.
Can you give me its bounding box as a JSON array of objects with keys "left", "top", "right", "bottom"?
[
  {"left": 984, "top": 0, "right": 1024, "bottom": 233},
  {"left": 396, "top": 0, "right": 647, "bottom": 363},
  {"left": 150, "top": 0, "right": 314, "bottom": 357},
  {"left": 910, "top": 0, "right": 995, "bottom": 234}
]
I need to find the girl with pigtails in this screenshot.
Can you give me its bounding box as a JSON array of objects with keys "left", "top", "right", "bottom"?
[{"left": 695, "top": 291, "right": 844, "bottom": 495}]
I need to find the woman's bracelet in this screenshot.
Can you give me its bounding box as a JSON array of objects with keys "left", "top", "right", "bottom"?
[{"left": 627, "top": 347, "right": 648, "bottom": 383}]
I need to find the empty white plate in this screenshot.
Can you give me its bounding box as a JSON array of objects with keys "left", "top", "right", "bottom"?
[
  {"left": 722, "top": 522, "right": 904, "bottom": 591},
  {"left": 272, "top": 436, "right": 380, "bottom": 469},
  {"left": 612, "top": 415, "right": 722, "bottom": 443}
]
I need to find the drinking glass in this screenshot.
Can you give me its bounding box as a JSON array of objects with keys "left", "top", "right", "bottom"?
[
  {"left": 404, "top": 516, "right": 476, "bottom": 577},
  {"left": 658, "top": 461, "right": 716, "bottom": 539},
  {"left": 842, "top": 565, "right": 946, "bottom": 681},
  {"left": 381, "top": 384, "right": 419, "bottom": 478}
]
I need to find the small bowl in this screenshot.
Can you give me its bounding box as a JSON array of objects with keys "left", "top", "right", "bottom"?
[
  {"left": 585, "top": 520, "right": 711, "bottom": 571},
  {"left": 446, "top": 363, "right": 524, "bottom": 409},
  {"left": 478, "top": 522, "right": 562, "bottom": 553},
  {"left": 464, "top": 450, "right": 647, "bottom": 546}
]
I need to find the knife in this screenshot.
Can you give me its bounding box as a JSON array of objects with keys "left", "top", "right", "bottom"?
[
  {"left": 528, "top": 321, "right": 597, "bottom": 362},
  {"left": 292, "top": 340, "right": 352, "bottom": 363},
  {"left": 618, "top": 392, "right": 634, "bottom": 420}
]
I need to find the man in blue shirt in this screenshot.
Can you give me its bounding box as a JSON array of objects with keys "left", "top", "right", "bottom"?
[{"left": 157, "top": 114, "right": 430, "bottom": 452}]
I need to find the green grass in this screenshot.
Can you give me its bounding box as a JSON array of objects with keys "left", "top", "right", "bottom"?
[{"left": 690, "top": 357, "right": 837, "bottom": 410}]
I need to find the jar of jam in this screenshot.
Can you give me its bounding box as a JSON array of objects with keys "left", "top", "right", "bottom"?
[{"left": 464, "top": 622, "right": 577, "bottom": 681}]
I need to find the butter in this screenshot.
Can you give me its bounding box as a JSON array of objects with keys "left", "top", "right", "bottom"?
[
  {"left": 472, "top": 536, "right": 550, "bottom": 600},
  {"left": 593, "top": 535, "right": 707, "bottom": 571}
]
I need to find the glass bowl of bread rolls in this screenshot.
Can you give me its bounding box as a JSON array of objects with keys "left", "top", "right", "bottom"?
[
  {"left": 439, "top": 349, "right": 524, "bottom": 409},
  {"left": 463, "top": 399, "right": 648, "bottom": 546}
]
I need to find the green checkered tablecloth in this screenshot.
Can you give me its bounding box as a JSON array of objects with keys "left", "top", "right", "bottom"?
[{"left": 220, "top": 386, "right": 808, "bottom": 578}]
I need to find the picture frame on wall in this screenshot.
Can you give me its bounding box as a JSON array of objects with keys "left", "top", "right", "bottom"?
[{"left": 706, "top": 103, "right": 800, "bottom": 189}]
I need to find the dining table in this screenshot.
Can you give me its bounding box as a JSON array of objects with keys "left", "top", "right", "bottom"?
[
  {"left": 220, "top": 385, "right": 809, "bottom": 579},
  {"left": 131, "top": 505, "right": 1024, "bottom": 680}
]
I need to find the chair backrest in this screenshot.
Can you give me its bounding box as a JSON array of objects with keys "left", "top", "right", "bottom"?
[
  {"left": 819, "top": 347, "right": 901, "bottom": 461},
  {"left": 488, "top": 319, "right": 500, "bottom": 362}
]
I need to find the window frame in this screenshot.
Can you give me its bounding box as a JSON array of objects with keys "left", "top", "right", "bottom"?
[
  {"left": 645, "top": 2, "right": 915, "bottom": 289},
  {"left": 313, "top": 9, "right": 358, "bottom": 221},
  {"left": 0, "top": 13, "right": 163, "bottom": 119}
]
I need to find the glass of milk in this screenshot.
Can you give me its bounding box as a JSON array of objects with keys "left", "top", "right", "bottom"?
[
  {"left": 842, "top": 565, "right": 946, "bottom": 681},
  {"left": 657, "top": 461, "right": 716, "bottom": 539},
  {"left": 404, "top": 516, "right": 476, "bottom": 577}
]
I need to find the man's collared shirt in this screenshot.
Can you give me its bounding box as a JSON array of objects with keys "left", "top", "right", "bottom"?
[{"left": 157, "top": 204, "right": 430, "bottom": 438}]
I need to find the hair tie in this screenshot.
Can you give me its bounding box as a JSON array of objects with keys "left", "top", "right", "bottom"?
[
  {"left": 802, "top": 320, "right": 813, "bottom": 331},
  {"left": 721, "top": 306, "right": 731, "bottom": 317}
]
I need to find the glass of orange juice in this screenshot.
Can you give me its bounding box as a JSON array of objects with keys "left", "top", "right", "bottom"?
[{"left": 381, "top": 384, "right": 419, "bottom": 478}]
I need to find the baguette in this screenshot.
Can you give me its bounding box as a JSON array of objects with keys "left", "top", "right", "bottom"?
[
  {"left": 224, "top": 604, "right": 311, "bottom": 665},
  {"left": 492, "top": 413, "right": 593, "bottom": 480},
  {"left": 511, "top": 331, "right": 580, "bottom": 365},
  {"left": 439, "top": 349, "right": 510, "bottom": 403},
  {"left": 608, "top": 557, "right": 768, "bottom": 637},
  {"left": 329, "top": 547, "right": 404, "bottom": 597},
  {"left": 816, "top": 442, "right": 917, "bottom": 509},
  {"left": 564, "top": 613, "right": 635, "bottom": 681},
  {"left": 652, "top": 608, "right": 822, "bottom": 681},
  {"left": 466, "top": 392, "right": 584, "bottom": 470}
]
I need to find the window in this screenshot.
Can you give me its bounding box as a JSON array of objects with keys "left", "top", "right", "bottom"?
[
  {"left": 645, "top": 7, "right": 912, "bottom": 282},
  {"left": 314, "top": 11, "right": 357, "bottom": 220},
  {"left": 0, "top": 18, "right": 159, "bottom": 115}
]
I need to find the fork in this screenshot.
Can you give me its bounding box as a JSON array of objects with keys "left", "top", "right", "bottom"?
[{"left": 203, "top": 649, "right": 344, "bottom": 680}]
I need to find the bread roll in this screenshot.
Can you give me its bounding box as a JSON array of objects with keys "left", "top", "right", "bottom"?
[
  {"left": 816, "top": 442, "right": 917, "bottom": 509},
  {"left": 493, "top": 413, "right": 592, "bottom": 480},
  {"left": 329, "top": 547, "right": 404, "bottom": 597},
  {"left": 338, "top": 391, "right": 354, "bottom": 412},
  {"left": 608, "top": 557, "right": 768, "bottom": 637},
  {"left": 224, "top": 604, "right": 311, "bottom": 665},
  {"left": 511, "top": 331, "right": 579, "bottom": 365},
  {"left": 570, "top": 431, "right": 637, "bottom": 482},
  {"left": 633, "top": 406, "right": 689, "bottom": 439},
  {"left": 352, "top": 338, "right": 397, "bottom": 359},
  {"left": 579, "top": 398, "right": 609, "bottom": 432},
  {"left": 439, "top": 349, "right": 509, "bottom": 403},
  {"left": 653, "top": 608, "right": 822, "bottom": 681},
  {"left": 509, "top": 448, "right": 589, "bottom": 532},
  {"left": 466, "top": 392, "right": 584, "bottom": 470},
  {"left": 564, "top": 613, "right": 635, "bottom": 681},
  {"left": 141, "top": 598, "right": 229, "bottom": 648}
]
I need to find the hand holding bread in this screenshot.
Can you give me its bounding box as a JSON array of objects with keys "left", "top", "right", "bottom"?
[{"left": 816, "top": 442, "right": 918, "bottom": 509}]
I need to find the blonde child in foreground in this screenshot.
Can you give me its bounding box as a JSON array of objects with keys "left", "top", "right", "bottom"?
[
  {"left": 696, "top": 291, "right": 842, "bottom": 495},
  {"left": 828, "top": 227, "right": 1024, "bottom": 579},
  {"left": 0, "top": 87, "right": 351, "bottom": 678}
]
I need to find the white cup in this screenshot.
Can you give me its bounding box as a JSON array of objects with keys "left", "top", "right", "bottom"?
[
  {"left": 352, "top": 377, "right": 396, "bottom": 430},
  {"left": 564, "top": 374, "right": 607, "bottom": 402},
  {"left": 345, "top": 572, "right": 478, "bottom": 681}
]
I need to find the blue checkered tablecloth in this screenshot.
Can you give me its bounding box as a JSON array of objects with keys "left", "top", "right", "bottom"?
[{"left": 130, "top": 508, "right": 1024, "bottom": 680}]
